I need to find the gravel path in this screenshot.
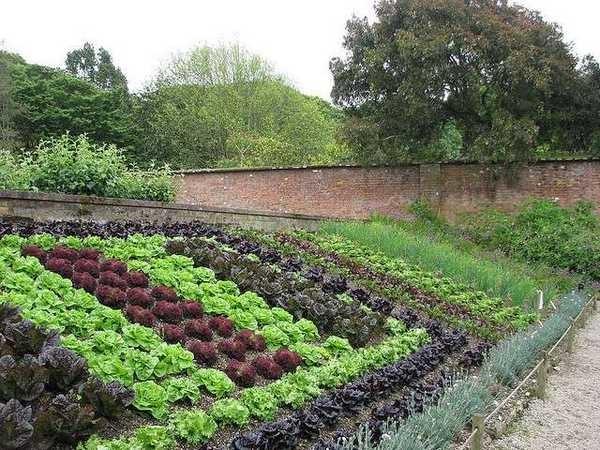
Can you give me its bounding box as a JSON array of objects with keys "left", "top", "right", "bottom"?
[{"left": 492, "top": 310, "right": 600, "bottom": 450}]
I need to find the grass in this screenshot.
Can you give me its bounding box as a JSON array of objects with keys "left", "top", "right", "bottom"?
[{"left": 320, "top": 219, "right": 565, "bottom": 307}]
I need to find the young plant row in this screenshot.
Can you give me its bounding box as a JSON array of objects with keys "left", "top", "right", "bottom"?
[
  {"left": 191, "top": 227, "right": 395, "bottom": 316},
  {"left": 0, "top": 303, "right": 132, "bottom": 449},
  {"left": 230, "top": 321, "right": 469, "bottom": 450},
  {"left": 165, "top": 237, "right": 386, "bottom": 347},
  {"left": 83, "top": 326, "right": 430, "bottom": 448},
  {"left": 254, "top": 231, "right": 517, "bottom": 340},
  {"left": 297, "top": 231, "right": 535, "bottom": 331}
]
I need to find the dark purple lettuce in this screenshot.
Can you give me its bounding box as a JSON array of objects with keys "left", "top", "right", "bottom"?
[
  {"left": 39, "top": 347, "right": 87, "bottom": 391},
  {"left": 0, "top": 304, "right": 20, "bottom": 325},
  {"left": 0, "top": 399, "right": 34, "bottom": 449},
  {"left": 2, "top": 320, "right": 59, "bottom": 357},
  {"left": 33, "top": 394, "right": 103, "bottom": 445},
  {"left": 0, "top": 355, "right": 48, "bottom": 402},
  {"left": 79, "top": 379, "right": 134, "bottom": 418}
]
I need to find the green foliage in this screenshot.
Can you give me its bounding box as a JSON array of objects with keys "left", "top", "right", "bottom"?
[
  {"left": 0, "top": 134, "right": 176, "bottom": 201},
  {"left": 82, "top": 426, "right": 175, "bottom": 450},
  {"left": 8, "top": 60, "right": 133, "bottom": 149},
  {"left": 321, "top": 219, "right": 551, "bottom": 307},
  {"left": 133, "top": 426, "right": 175, "bottom": 450},
  {"left": 0, "top": 150, "right": 32, "bottom": 190},
  {"left": 385, "top": 318, "right": 407, "bottom": 336},
  {"left": 169, "top": 410, "right": 217, "bottom": 444},
  {"left": 151, "top": 343, "right": 195, "bottom": 378},
  {"left": 459, "top": 199, "right": 600, "bottom": 280},
  {"left": 239, "top": 388, "right": 279, "bottom": 421},
  {"left": 189, "top": 368, "right": 235, "bottom": 398},
  {"left": 163, "top": 377, "right": 200, "bottom": 404},
  {"left": 331, "top": 0, "right": 600, "bottom": 162},
  {"left": 133, "top": 43, "right": 346, "bottom": 169},
  {"left": 322, "top": 336, "right": 353, "bottom": 356},
  {"left": 289, "top": 342, "right": 330, "bottom": 366},
  {"left": 66, "top": 42, "right": 128, "bottom": 91},
  {"left": 132, "top": 381, "right": 169, "bottom": 420},
  {"left": 260, "top": 324, "right": 291, "bottom": 349},
  {"left": 209, "top": 399, "right": 251, "bottom": 426},
  {"left": 0, "top": 51, "right": 25, "bottom": 151}
]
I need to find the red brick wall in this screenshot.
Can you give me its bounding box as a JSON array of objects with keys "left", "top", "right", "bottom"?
[{"left": 176, "top": 160, "right": 600, "bottom": 220}]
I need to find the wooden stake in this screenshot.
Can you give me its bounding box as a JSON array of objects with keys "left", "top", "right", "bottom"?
[
  {"left": 566, "top": 321, "right": 576, "bottom": 353},
  {"left": 470, "top": 414, "right": 484, "bottom": 450},
  {"left": 535, "top": 351, "right": 549, "bottom": 399}
]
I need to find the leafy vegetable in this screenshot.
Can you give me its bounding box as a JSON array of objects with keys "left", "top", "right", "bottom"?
[
  {"left": 260, "top": 325, "right": 290, "bottom": 350},
  {"left": 0, "top": 399, "right": 34, "bottom": 448},
  {"left": 79, "top": 379, "right": 134, "bottom": 418},
  {"left": 240, "top": 388, "right": 278, "bottom": 421},
  {"left": 164, "top": 377, "right": 200, "bottom": 404},
  {"left": 132, "top": 381, "right": 169, "bottom": 420},
  {"left": 169, "top": 410, "right": 217, "bottom": 444},
  {"left": 209, "top": 398, "right": 250, "bottom": 426},
  {"left": 189, "top": 368, "right": 234, "bottom": 398}
]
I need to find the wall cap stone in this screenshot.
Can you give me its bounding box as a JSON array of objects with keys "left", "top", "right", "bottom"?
[
  {"left": 174, "top": 157, "right": 600, "bottom": 175},
  {"left": 0, "top": 190, "right": 331, "bottom": 221}
]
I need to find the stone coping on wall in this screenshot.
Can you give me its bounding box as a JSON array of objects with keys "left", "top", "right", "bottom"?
[
  {"left": 174, "top": 157, "right": 600, "bottom": 175},
  {"left": 0, "top": 190, "right": 330, "bottom": 232},
  {"left": 0, "top": 190, "right": 329, "bottom": 220}
]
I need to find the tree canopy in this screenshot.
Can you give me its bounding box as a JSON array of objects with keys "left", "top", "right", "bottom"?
[
  {"left": 65, "top": 42, "right": 128, "bottom": 91},
  {"left": 9, "top": 61, "right": 133, "bottom": 149},
  {"left": 331, "top": 0, "right": 600, "bottom": 163},
  {"left": 133, "top": 43, "right": 347, "bottom": 168}
]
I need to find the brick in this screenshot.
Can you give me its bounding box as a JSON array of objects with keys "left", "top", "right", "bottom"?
[{"left": 176, "top": 160, "right": 600, "bottom": 220}]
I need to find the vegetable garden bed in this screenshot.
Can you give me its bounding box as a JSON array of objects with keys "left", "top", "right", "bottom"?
[{"left": 0, "top": 219, "right": 540, "bottom": 449}]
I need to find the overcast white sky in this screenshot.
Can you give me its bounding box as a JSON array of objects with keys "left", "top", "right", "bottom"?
[{"left": 1, "top": 0, "right": 598, "bottom": 100}]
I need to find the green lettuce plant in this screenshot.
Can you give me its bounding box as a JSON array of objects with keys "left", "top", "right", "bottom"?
[
  {"left": 164, "top": 377, "right": 200, "bottom": 404},
  {"left": 209, "top": 399, "right": 250, "bottom": 426},
  {"left": 240, "top": 388, "right": 279, "bottom": 421},
  {"left": 132, "top": 381, "right": 169, "bottom": 419},
  {"left": 169, "top": 410, "right": 217, "bottom": 444},
  {"left": 189, "top": 368, "right": 235, "bottom": 398}
]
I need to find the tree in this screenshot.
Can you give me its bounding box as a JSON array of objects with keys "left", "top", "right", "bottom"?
[
  {"left": 9, "top": 62, "right": 133, "bottom": 149},
  {"left": 331, "top": 0, "right": 600, "bottom": 163},
  {"left": 0, "top": 50, "right": 25, "bottom": 150},
  {"left": 134, "top": 43, "right": 345, "bottom": 168},
  {"left": 65, "top": 42, "right": 128, "bottom": 91}
]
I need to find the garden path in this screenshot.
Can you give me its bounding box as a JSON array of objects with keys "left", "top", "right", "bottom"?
[{"left": 492, "top": 310, "right": 600, "bottom": 450}]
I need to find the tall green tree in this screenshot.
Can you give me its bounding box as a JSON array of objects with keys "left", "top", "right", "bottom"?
[
  {"left": 65, "top": 42, "right": 128, "bottom": 91},
  {"left": 9, "top": 63, "right": 133, "bottom": 149},
  {"left": 0, "top": 50, "right": 25, "bottom": 150},
  {"left": 331, "top": 0, "right": 600, "bottom": 163},
  {"left": 134, "top": 43, "right": 346, "bottom": 168}
]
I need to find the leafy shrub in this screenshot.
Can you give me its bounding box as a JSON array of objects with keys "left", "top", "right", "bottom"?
[
  {"left": 460, "top": 199, "right": 600, "bottom": 280},
  {"left": 1, "top": 134, "right": 176, "bottom": 202},
  {"left": 0, "top": 151, "right": 32, "bottom": 190}
]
